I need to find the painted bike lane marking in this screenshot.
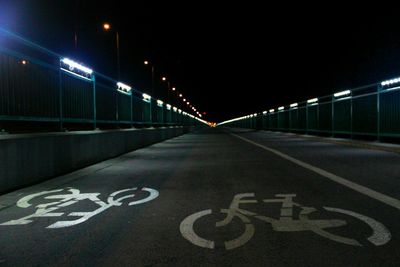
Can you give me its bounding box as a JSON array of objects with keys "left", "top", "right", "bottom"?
[
  {"left": 230, "top": 133, "right": 400, "bottom": 211},
  {"left": 0, "top": 187, "right": 159, "bottom": 229},
  {"left": 180, "top": 193, "right": 391, "bottom": 250}
]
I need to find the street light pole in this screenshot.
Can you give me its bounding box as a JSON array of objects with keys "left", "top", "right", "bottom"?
[
  {"left": 144, "top": 60, "right": 155, "bottom": 97},
  {"left": 103, "top": 23, "right": 120, "bottom": 79},
  {"left": 116, "top": 31, "right": 120, "bottom": 79}
]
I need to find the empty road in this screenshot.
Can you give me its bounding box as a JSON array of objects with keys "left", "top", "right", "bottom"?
[{"left": 1, "top": 128, "right": 400, "bottom": 266}]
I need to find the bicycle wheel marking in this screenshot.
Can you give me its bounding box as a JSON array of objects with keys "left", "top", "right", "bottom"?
[
  {"left": 0, "top": 187, "right": 159, "bottom": 229},
  {"left": 324, "top": 207, "right": 391, "bottom": 246},
  {"left": 180, "top": 209, "right": 215, "bottom": 249},
  {"left": 180, "top": 193, "right": 392, "bottom": 250}
]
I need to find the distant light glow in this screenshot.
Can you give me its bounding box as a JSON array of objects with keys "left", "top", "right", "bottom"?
[
  {"left": 381, "top": 77, "right": 400, "bottom": 86},
  {"left": 253, "top": 113, "right": 257, "bottom": 116},
  {"left": 183, "top": 98, "right": 186, "bottom": 102},
  {"left": 116, "top": 82, "right": 132, "bottom": 94},
  {"left": 103, "top": 23, "right": 111, "bottom": 30},
  {"left": 144, "top": 60, "right": 149, "bottom": 65},
  {"left": 172, "top": 87, "right": 176, "bottom": 91},
  {"left": 178, "top": 109, "right": 182, "bottom": 113},
  {"left": 173, "top": 107, "right": 178, "bottom": 112},
  {"left": 142, "top": 93, "right": 151, "bottom": 102},
  {"left": 199, "top": 114, "right": 202, "bottom": 117},
  {"left": 278, "top": 106, "right": 284, "bottom": 111},
  {"left": 60, "top": 58, "right": 93, "bottom": 80},
  {"left": 263, "top": 111, "right": 267, "bottom": 114},
  {"left": 290, "top": 103, "right": 298, "bottom": 108},
  {"left": 157, "top": 100, "right": 164, "bottom": 106},
  {"left": 187, "top": 102, "right": 190, "bottom": 105},
  {"left": 269, "top": 109, "right": 274, "bottom": 113},
  {"left": 21, "top": 60, "right": 27, "bottom": 65},
  {"left": 179, "top": 94, "right": 183, "bottom": 97},
  {"left": 334, "top": 90, "right": 351, "bottom": 98},
  {"left": 307, "top": 98, "right": 318, "bottom": 104},
  {"left": 166, "top": 104, "right": 171, "bottom": 110},
  {"left": 162, "top": 77, "right": 166, "bottom": 81}
]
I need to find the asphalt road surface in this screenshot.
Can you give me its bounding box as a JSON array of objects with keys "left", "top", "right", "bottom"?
[{"left": 1, "top": 127, "right": 400, "bottom": 266}]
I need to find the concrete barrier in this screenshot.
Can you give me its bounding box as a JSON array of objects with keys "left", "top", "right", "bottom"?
[{"left": 0, "top": 127, "right": 190, "bottom": 194}]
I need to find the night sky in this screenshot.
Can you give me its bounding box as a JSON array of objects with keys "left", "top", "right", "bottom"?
[{"left": 1, "top": 1, "right": 400, "bottom": 123}]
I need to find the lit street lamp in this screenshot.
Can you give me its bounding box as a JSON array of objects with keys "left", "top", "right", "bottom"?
[
  {"left": 144, "top": 60, "right": 155, "bottom": 96},
  {"left": 103, "top": 22, "right": 121, "bottom": 79}
]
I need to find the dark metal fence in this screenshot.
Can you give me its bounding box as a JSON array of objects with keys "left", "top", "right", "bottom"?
[
  {"left": 0, "top": 28, "right": 203, "bottom": 131},
  {"left": 220, "top": 81, "right": 400, "bottom": 140}
]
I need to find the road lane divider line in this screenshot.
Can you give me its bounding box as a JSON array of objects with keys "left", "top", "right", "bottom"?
[{"left": 230, "top": 133, "right": 400, "bottom": 211}]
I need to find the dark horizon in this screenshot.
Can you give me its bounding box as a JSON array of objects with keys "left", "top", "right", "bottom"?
[{"left": 1, "top": 1, "right": 400, "bottom": 123}]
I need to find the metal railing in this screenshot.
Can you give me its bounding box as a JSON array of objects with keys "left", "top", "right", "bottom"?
[
  {"left": 0, "top": 28, "right": 205, "bottom": 132},
  {"left": 219, "top": 79, "right": 400, "bottom": 140}
]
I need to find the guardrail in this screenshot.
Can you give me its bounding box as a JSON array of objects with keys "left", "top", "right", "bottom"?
[
  {"left": 219, "top": 79, "right": 400, "bottom": 140},
  {"left": 0, "top": 27, "right": 207, "bottom": 132}
]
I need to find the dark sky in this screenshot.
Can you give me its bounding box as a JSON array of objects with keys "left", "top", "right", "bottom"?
[{"left": 1, "top": 1, "right": 400, "bottom": 122}]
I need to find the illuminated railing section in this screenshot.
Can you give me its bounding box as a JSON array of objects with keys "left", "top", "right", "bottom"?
[
  {"left": 142, "top": 93, "right": 151, "bottom": 102},
  {"left": 116, "top": 82, "right": 132, "bottom": 94},
  {"left": 217, "top": 76, "right": 400, "bottom": 140},
  {"left": 60, "top": 58, "right": 93, "bottom": 80}
]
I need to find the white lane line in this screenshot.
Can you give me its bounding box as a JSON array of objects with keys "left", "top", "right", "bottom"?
[{"left": 230, "top": 133, "right": 400, "bottom": 211}]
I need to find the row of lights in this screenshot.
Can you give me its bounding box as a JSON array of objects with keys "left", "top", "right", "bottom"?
[
  {"left": 58, "top": 57, "right": 204, "bottom": 120},
  {"left": 144, "top": 60, "right": 204, "bottom": 118},
  {"left": 221, "top": 76, "right": 400, "bottom": 126}
]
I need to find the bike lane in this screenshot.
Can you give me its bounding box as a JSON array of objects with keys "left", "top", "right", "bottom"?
[{"left": 0, "top": 128, "right": 399, "bottom": 266}]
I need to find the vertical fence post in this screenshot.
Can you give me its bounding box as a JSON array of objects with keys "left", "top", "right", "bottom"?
[
  {"left": 58, "top": 59, "right": 63, "bottom": 131},
  {"left": 377, "top": 85, "right": 381, "bottom": 141},
  {"left": 116, "top": 89, "right": 119, "bottom": 126},
  {"left": 130, "top": 93, "right": 133, "bottom": 128},
  {"left": 331, "top": 96, "right": 334, "bottom": 137},
  {"left": 350, "top": 94, "right": 353, "bottom": 139},
  {"left": 149, "top": 100, "right": 152, "bottom": 126},
  {"left": 317, "top": 104, "right": 320, "bottom": 135},
  {"left": 306, "top": 104, "right": 309, "bottom": 134},
  {"left": 93, "top": 74, "right": 97, "bottom": 130}
]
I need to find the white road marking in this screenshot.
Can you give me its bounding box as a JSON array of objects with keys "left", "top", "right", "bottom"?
[
  {"left": 180, "top": 209, "right": 215, "bottom": 249},
  {"left": 324, "top": 207, "right": 391, "bottom": 246},
  {"left": 230, "top": 133, "right": 400, "bottom": 211},
  {"left": 0, "top": 187, "right": 159, "bottom": 228}
]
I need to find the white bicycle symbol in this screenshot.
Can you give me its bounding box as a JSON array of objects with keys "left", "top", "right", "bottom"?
[
  {"left": 0, "top": 187, "right": 159, "bottom": 229},
  {"left": 180, "top": 193, "right": 391, "bottom": 250}
]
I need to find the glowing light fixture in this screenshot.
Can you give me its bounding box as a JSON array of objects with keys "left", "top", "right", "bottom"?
[
  {"left": 142, "top": 93, "right": 151, "bottom": 102},
  {"left": 290, "top": 103, "right": 298, "bottom": 108},
  {"left": 166, "top": 104, "right": 171, "bottom": 110},
  {"left": 263, "top": 111, "right": 268, "bottom": 114},
  {"left": 278, "top": 106, "right": 284, "bottom": 111},
  {"left": 103, "top": 23, "right": 111, "bottom": 30},
  {"left": 381, "top": 77, "right": 400, "bottom": 86},
  {"left": 269, "top": 109, "right": 274, "bottom": 113},
  {"left": 157, "top": 100, "right": 164, "bottom": 107},
  {"left": 307, "top": 98, "right": 318, "bottom": 104},
  {"left": 334, "top": 90, "right": 351, "bottom": 98},
  {"left": 116, "top": 82, "right": 132, "bottom": 94},
  {"left": 60, "top": 58, "right": 93, "bottom": 80}
]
